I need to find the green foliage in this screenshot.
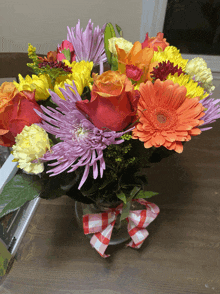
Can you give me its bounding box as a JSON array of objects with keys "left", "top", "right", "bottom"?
[
  {"left": 104, "top": 23, "right": 123, "bottom": 70},
  {"left": 115, "top": 24, "right": 123, "bottom": 37},
  {"left": 121, "top": 134, "right": 132, "bottom": 141},
  {"left": 0, "top": 173, "right": 42, "bottom": 218},
  {"left": 27, "top": 43, "right": 70, "bottom": 86},
  {"left": 117, "top": 186, "right": 158, "bottom": 221},
  {"left": 27, "top": 62, "right": 70, "bottom": 86},
  {"left": 111, "top": 54, "right": 118, "bottom": 71},
  {"left": 120, "top": 201, "right": 131, "bottom": 221},
  {"left": 134, "top": 190, "right": 159, "bottom": 199},
  {"left": 38, "top": 165, "right": 77, "bottom": 200},
  {"left": 81, "top": 86, "right": 91, "bottom": 100},
  {"left": 116, "top": 191, "right": 127, "bottom": 204},
  {"left": 104, "top": 134, "right": 137, "bottom": 178},
  {"left": 104, "top": 23, "right": 116, "bottom": 65},
  {"left": 0, "top": 240, "right": 11, "bottom": 276}
]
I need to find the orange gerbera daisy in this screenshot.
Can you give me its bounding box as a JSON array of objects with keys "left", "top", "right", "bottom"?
[
  {"left": 132, "top": 79, "right": 205, "bottom": 153},
  {"left": 115, "top": 41, "right": 154, "bottom": 83}
]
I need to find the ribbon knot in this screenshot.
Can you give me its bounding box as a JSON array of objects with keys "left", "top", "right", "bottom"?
[{"left": 83, "top": 199, "right": 160, "bottom": 257}]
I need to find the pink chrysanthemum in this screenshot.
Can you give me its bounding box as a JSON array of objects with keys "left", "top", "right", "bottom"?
[
  {"left": 34, "top": 82, "right": 133, "bottom": 189},
  {"left": 199, "top": 96, "right": 220, "bottom": 131},
  {"left": 67, "top": 19, "right": 107, "bottom": 73}
]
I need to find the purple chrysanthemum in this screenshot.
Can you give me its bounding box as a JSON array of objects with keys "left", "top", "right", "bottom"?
[
  {"left": 67, "top": 19, "right": 107, "bottom": 74},
  {"left": 34, "top": 82, "right": 133, "bottom": 189},
  {"left": 199, "top": 96, "right": 220, "bottom": 131}
]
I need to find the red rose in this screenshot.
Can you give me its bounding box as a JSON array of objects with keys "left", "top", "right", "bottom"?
[
  {"left": 0, "top": 89, "right": 43, "bottom": 147},
  {"left": 142, "top": 32, "right": 169, "bottom": 51},
  {"left": 126, "top": 64, "right": 143, "bottom": 81},
  {"left": 75, "top": 71, "right": 139, "bottom": 132}
]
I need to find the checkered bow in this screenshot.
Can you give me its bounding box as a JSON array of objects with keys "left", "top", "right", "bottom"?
[{"left": 83, "top": 199, "right": 160, "bottom": 258}]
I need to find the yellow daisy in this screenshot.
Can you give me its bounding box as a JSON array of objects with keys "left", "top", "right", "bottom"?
[
  {"left": 166, "top": 73, "right": 209, "bottom": 100},
  {"left": 151, "top": 46, "right": 188, "bottom": 71},
  {"left": 13, "top": 74, "right": 52, "bottom": 101},
  {"left": 54, "top": 60, "right": 93, "bottom": 100}
]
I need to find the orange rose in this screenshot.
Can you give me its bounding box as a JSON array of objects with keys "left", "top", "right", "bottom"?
[
  {"left": 142, "top": 32, "right": 169, "bottom": 51},
  {"left": 92, "top": 70, "right": 134, "bottom": 98},
  {"left": 0, "top": 82, "right": 19, "bottom": 113},
  {"left": 116, "top": 42, "right": 154, "bottom": 84},
  {"left": 76, "top": 70, "right": 140, "bottom": 131}
]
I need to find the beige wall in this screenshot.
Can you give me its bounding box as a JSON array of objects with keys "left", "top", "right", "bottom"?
[{"left": 0, "top": 0, "right": 143, "bottom": 55}]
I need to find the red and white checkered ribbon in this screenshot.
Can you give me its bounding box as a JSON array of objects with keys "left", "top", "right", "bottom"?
[{"left": 83, "top": 199, "right": 160, "bottom": 258}]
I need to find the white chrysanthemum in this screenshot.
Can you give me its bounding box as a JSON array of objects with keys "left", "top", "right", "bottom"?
[
  {"left": 185, "top": 57, "right": 215, "bottom": 93},
  {"left": 108, "top": 37, "right": 133, "bottom": 55},
  {"left": 12, "top": 124, "right": 50, "bottom": 174}
]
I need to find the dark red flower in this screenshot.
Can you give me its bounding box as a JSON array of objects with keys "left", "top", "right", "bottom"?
[
  {"left": 150, "top": 61, "right": 184, "bottom": 81},
  {"left": 126, "top": 64, "right": 143, "bottom": 81}
]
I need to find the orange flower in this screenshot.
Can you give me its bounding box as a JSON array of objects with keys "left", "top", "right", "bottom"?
[
  {"left": 0, "top": 82, "right": 19, "bottom": 113},
  {"left": 115, "top": 41, "right": 154, "bottom": 83},
  {"left": 142, "top": 32, "right": 169, "bottom": 51},
  {"left": 91, "top": 70, "right": 133, "bottom": 98},
  {"left": 0, "top": 89, "right": 43, "bottom": 147},
  {"left": 38, "top": 51, "right": 57, "bottom": 62},
  {"left": 132, "top": 79, "right": 205, "bottom": 153}
]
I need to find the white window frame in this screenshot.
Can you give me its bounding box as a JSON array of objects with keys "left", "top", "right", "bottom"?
[{"left": 140, "top": 0, "right": 220, "bottom": 76}]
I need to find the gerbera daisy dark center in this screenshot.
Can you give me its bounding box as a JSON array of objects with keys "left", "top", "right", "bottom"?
[
  {"left": 157, "top": 114, "right": 167, "bottom": 124},
  {"left": 149, "top": 107, "right": 177, "bottom": 130}
]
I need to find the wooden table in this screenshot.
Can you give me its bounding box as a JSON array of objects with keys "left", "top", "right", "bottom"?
[{"left": 1, "top": 119, "right": 220, "bottom": 294}]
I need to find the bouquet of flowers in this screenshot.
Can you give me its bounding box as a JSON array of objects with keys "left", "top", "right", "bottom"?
[{"left": 0, "top": 19, "right": 219, "bottom": 257}]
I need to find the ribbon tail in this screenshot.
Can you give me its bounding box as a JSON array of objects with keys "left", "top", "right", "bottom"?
[
  {"left": 126, "top": 219, "right": 149, "bottom": 249},
  {"left": 90, "top": 220, "right": 116, "bottom": 258},
  {"left": 126, "top": 200, "right": 160, "bottom": 249}
]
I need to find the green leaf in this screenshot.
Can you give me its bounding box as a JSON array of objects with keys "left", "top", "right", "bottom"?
[
  {"left": 0, "top": 174, "right": 42, "bottom": 218},
  {"left": 130, "top": 186, "right": 141, "bottom": 199},
  {"left": 115, "top": 24, "right": 123, "bottom": 37},
  {"left": 110, "top": 54, "right": 118, "bottom": 71},
  {"left": 0, "top": 239, "right": 12, "bottom": 276},
  {"left": 98, "top": 178, "right": 114, "bottom": 190},
  {"left": 120, "top": 201, "right": 131, "bottom": 221},
  {"left": 134, "top": 190, "right": 159, "bottom": 200},
  {"left": 104, "top": 23, "right": 116, "bottom": 64},
  {"left": 62, "top": 48, "right": 71, "bottom": 62},
  {"left": 116, "top": 191, "right": 127, "bottom": 204}
]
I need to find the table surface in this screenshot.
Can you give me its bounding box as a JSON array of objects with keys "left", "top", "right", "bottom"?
[{"left": 0, "top": 118, "right": 220, "bottom": 294}]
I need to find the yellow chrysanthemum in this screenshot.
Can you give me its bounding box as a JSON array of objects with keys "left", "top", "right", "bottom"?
[
  {"left": 13, "top": 74, "right": 52, "bottom": 101},
  {"left": 185, "top": 57, "right": 215, "bottom": 93},
  {"left": 12, "top": 124, "right": 50, "bottom": 174},
  {"left": 54, "top": 60, "right": 93, "bottom": 100},
  {"left": 151, "top": 46, "right": 188, "bottom": 71},
  {"left": 166, "top": 73, "right": 209, "bottom": 100},
  {"left": 108, "top": 37, "right": 133, "bottom": 55}
]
